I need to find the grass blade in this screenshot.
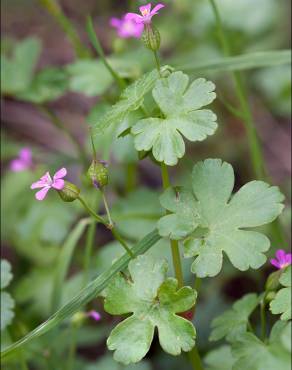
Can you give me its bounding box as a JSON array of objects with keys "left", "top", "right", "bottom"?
[
  {"left": 1, "top": 229, "right": 161, "bottom": 359},
  {"left": 176, "top": 50, "right": 291, "bottom": 73},
  {"left": 51, "top": 218, "right": 91, "bottom": 313}
]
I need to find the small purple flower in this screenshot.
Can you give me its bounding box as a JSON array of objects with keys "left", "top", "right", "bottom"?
[
  {"left": 10, "top": 148, "right": 32, "bottom": 172},
  {"left": 110, "top": 16, "right": 144, "bottom": 38},
  {"left": 125, "top": 2, "right": 165, "bottom": 25},
  {"left": 31, "top": 168, "right": 67, "bottom": 201},
  {"left": 87, "top": 310, "right": 101, "bottom": 322},
  {"left": 270, "top": 249, "right": 292, "bottom": 270}
]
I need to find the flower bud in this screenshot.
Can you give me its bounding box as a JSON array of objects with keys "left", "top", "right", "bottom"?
[
  {"left": 87, "top": 159, "right": 108, "bottom": 189},
  {"left": 142, "top": 24, "right": 161, "bottom": 51},
  {"left": 58, "top": 181, "right": 80, "bottom": 202},
  {"left": 265, "top": 291, "right": 276, "bottom": 303},
  {"left": 71, "top": 311, "right": 86, "bottom": 326}
]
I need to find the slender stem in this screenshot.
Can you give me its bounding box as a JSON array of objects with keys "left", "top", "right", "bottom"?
[
  {"left": 208, "top": 0, "right": 266, "bottom": 180},
  {"left": 101, "top": 190, "right": 114, "bottom": 227},
  {"left": 153, "top": 50, "right": 162, "bottom": 77},
  {"left": 260, "top": 295, "right": 267, "bottom": 341},
  {"left": 187, "top": 347, "right": 204, "bottom": 370},
  {"left": 37, "top": 0, "right": 90, "bottom": 58},
  {"left": 86, "top": 16, "right": 126, "bottom": 90},
  {"left": 77, "top": 196, "right": 133, "bottom": 257},
  {"left": 66, "top": 324, "right": 77, "bottom": 370},
  {"left": 39, "top": 105, "right": 87, "bottom": 167},
  {"left": 160, "top": 163, "right": 184, "bottom": 287},
  {"left": 77, "top": 196, "right": 106, "bottom": 225}
]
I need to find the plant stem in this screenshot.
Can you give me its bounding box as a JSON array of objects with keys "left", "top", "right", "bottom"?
[
  {"left": 187, "top": 347, "right": 204, "bottom": 370},
  {"left": 77, "top": 196, "right": 134, "bottom": 257},
  {"left": 160, "top": 163, "right": 184, "bottom": 287},
  {"left": 153, "top": 50, "right": 162, "bottom": 77},
  {"left": 101, "top": 190, "right": 114, "bottom": 227},
  {"left": 66, "top": 324, "right": 77, "bottom": 370},
  {"left": 39, "top": 105, "right": 87, "bottom": 168},
  {"left": 37, "top": 0, "right": 90, "bottom": 58},
  {"left": 208, "top": 0, "right": 266, "bottom": 180},
  {"left": 260, "top": 295, "right": 267, "bottom": 341},
  {"left": 86, "top": 16, "right": 126, "bottom": 91}
]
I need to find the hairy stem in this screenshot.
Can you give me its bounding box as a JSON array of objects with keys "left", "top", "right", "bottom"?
[
  {"left": 153, "top": 50, "right": 162, "bottom": 77},
  {"left": 260, "top": 294, "right": 267, "bottom": 341},
  {"left": 187, "top": 347, "right": 204, "bottom": 370},
  {"left": 77, "top": 196, "right": 133, "bottom": 257},
  {"left": 101, "top": 190, "right": 114, "bottom": 227},
  {"left": 125, "top": 162, "right": 137, "bottom": 193},
  {"left": 83, "top": 220, "right": 96, "bottom": 285}
]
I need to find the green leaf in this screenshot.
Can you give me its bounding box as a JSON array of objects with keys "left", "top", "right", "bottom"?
[
  {"left": 16, "top": 67, "right": 68, "bottom": 103},
  {"left": 1, "top": 37, "right": 41, "bottom": 94},
  {"left": 1, "top": 230, "right": 161, "bottom": 359},
  {"left": 1, "top": 260, "right": 13, "bottom": 289},
  {"left": 51, "top": 218, "right": 91, "bottom": 312},
  {"left": 205, "top": 345, "right": 234, "bottom": 370},
  {"left": 270, "top": 266, "right": 291, "bottom": 320},
  {"left": 0, "top": 292, "right": 15, "bottom": 331},
  {"left": 104, "top": 254, "right": 197, "bottom": 364},
  {"left": 210, "top": 294, "right": 259, "bottom": 342},
  {"left": 158, "top": 159, "right": 284, "bottom": 277},
  {"left": 91, "top": 66, "right": 172, "bottom": 134},
  {"left": 132, "top": 71, "right": 217, "bottom": 166},
  {"left": 66, "top": 60, "right": 114, "bottom": 96},
  {"left": 178, "top": 50, "right": 291, "bottom": 73},
  {"left": 231, "top": 322, "right": 291, "bottom": 370}
]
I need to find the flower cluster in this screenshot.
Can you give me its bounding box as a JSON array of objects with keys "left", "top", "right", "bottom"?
[
  {"left": 110, "top": 2, "right": 164, "bottom": 39},
  {"left": 10, "top": 148, "right": 32, "bottom": 172}
]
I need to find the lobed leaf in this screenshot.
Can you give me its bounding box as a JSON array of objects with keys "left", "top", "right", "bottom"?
[
  {"left": 1, "top": 230, "right": 161, "bottom": 359},
  {"left": 210, "top": 294, "right": 259, "bottom": 342},
  {"left": 132, "top": 72, "right": 217, "bottom": 165},
  {"left": 158, "top": 159, "right": 285, "bottom": 277},
  {"left": 104, "top": 255, "right": 197, "bottom": 364},
  {"left": 270, "top": 266, "right": 291, "bottom": 320}
]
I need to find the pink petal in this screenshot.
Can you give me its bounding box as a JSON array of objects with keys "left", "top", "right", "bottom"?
[
  {"left": 53, "top": 168, "right": 67, "bottom": 180},
  {"left": 52, "top": 179, "right": 65, "bottom": 190},
  {"left": 40, "top": 172, "right": 52, "bottom": 183},
  {"left": 35, "top": 186, "right": 50, "bottom": 201},
  {"left": 110, "top": 17, "right": 122, "bottom": 28},
  {"left": 19, "top": 148, "right": 32, "bottom": 163},
  {"left": 276, "top": 249, "right": 286, "bottom": 263},
  {"left": 88, "top": 310, "right": 101, "bottom": 321},
  {"left": 150, "top": 3, "right": 165, "bottom": 15},
  {"left": 270, "top": 258, "right": 281, "bottom": 269},
  {"left": 10, "top": 159, "right": 27, "bottom": 172},
  {"left": 139, "top": 3, "right": 152, "bottom": 14},
  {"left": 284, "top": 253, "right": 292, "bottom": 265},
  {"left": 31, "top": 180, "right": 46, "bottom": 189},
  {"left": 124, "top": 13, "right": 144, "bottom": 23}
]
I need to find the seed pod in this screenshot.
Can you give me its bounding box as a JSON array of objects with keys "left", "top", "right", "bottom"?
[
  {"left": 141, "top": 24, "right": 161, "bottom": 51},
  {"left": 58, "top": 181, "right": 80, "bottom": 202},
  {"left": 87, "top": 159, "right": 108, "bottom": 189}
]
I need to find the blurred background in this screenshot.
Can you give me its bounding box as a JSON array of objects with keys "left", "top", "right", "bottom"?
[{"left": 1, "top": 0, "right": 291, "bottom": 369}]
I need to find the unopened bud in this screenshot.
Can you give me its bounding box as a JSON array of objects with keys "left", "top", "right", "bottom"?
[
  {"left": 142, "top": 24, "right": 161, "bottom": 51},
  {"left": 58, "top": 181, "right": 80, "bottom": 202},
  {"left": 87, "top": 159, "right": 108, "bottom": 189},
  {"left": 71, "top": 311, "right": 86, "bottom": 326}
]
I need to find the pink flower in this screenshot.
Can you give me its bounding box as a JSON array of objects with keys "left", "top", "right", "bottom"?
[
  {"left": 110, "top": 16, "right": 144, "bottom": 38},
  {"left": 87, "top": 310, "right": 101, "bottom": 321},
  {"left": 10, "top": 148, "right": 32, "bottom": 172},
  {"left": 270, "top": 249, "right": 292, "bottom": 270},
  {"left": 125, "top": 3, "right": 165, "bottom": 25},
  {"left": 31, "top": 168, "right": 67, "bottom": 201}
]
